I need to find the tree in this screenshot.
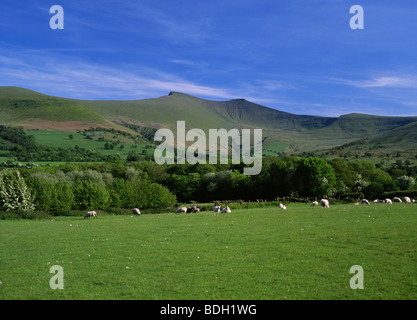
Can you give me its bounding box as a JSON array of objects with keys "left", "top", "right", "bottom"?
[
  {"left": 0, "top": 170, "right": 35, "bottom": 211},
  {"left": 296, "top": 157, "right": 336, "bottom": 197},
  {"left": 396, "top": 175, "right": 415, "bottom": 190},
  {"left": 72, "top": 180, "right": 110, "bottom": 210}
]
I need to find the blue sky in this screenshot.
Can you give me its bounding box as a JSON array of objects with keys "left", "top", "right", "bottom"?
[{"left": 1, "top": 0, "right": 417, "bottom": 117}]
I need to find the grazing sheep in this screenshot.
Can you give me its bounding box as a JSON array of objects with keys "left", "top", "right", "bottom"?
[
  {"left": 392, "top": 197, "right": 402, "bottom": 203},
  {"left": 84, "top": 211, "right": 97, "bottom": 219},
  {"left": 404, "top": 197, "right": 411, "bottom": 203},
  {"left": 412, "top": 199, "right": 416, "bottom": 204},
  {"left": 281, "top": 205, "right": 287, "bottom": 210},
  {"left": 385, "top": 199, "right": 392, "bottom": 205},
  {"left": 221, "top": 206, "right": 231, "bottom": 213},
  {"left": 361, "top": 199, "right": 370, "bottom": 205},
  {"left": 187, "top": 206, "right": 200, "bottom": 213},
  {"left": 132, "top": 208, "right": 141, "bottom": 215},
  {"left": 310, "top": 201, "right": 319, "bottom": 207},
  {"left": 320, "top": 199, "right": 329, "bottom": 208},
  {"left": 176, "top": 206, "right": 187, "bottom": 214},
  {"left": 278, "top": 203, "right": 284, "bottom": 209},
  {"left": 214, "top": 206, "right": 221, "bottom": 216},
  {"left": 373, "top": 199, "right": 379, "bottom": 203}
]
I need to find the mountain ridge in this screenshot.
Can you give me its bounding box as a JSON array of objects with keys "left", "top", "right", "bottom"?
[{"left": 1, "top": 86, "right": 417, "bottom": 155}]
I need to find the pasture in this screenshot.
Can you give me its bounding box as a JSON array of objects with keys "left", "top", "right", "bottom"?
[{"left": 0, "top": 203, "right": 416, "bottom": 300}]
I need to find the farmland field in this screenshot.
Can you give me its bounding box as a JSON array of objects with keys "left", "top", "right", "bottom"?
[{"left": 0, "top": 203, "right": 416, "bottom": 300}]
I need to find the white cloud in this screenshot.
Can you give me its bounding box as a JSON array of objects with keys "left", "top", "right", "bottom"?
[
  {"left": 333, "top": 75, "right": 417, "bottom": 89},
  {"left": 0, "top": 52, "right": 239, "bottom": 101}
]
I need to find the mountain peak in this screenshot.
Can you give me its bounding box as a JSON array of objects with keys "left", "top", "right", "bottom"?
[{"left": 168, "top": 91, "right": 184, "bottom": 96}]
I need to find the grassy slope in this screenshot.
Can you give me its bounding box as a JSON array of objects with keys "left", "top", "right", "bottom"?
[
  {"left": 0, "top": 203, "right": 416, "bottom": 300},
  {"left": 1, "top": 87, "right": 417, "bottom": 155},
  {"left": 0, "top": 87, "right": 112, "bottom": 128}
]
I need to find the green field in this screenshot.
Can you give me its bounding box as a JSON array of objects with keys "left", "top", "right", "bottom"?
[{"left": 0, "top": 204, "right": 416, "bottom": 300}]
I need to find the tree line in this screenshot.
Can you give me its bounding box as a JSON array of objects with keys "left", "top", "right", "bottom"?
[{"left": 1, "top": 156, "right": 416, "bottom": 216}]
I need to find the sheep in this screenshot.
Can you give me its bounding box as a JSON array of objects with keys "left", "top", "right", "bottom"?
[
  {"left": 187, "top": 206, "right": 200, "bottom": 213},
  {"left": 176, "top": 206, "right": 187, "bottom": 214},
  {"left": 404, "top": 197, "right": 411, "bottom": 203},
  {"left": 278, "top": 203, "right": 284, "bottom": 209},
  {"left": 281, "top": 205, "right": 287, "bottom": 210},
  {"left": 221, "top": 206, "right": 231, "bottom": 213},
  {"left": 385, "top": 199, "right": 392, "bottom": 205},
  {"left": 310, "top": 201, "right": 319, "bottom": 207},
  {"left": 84, "top": 211, "right": 97, "bottom": 219},
  {"left": 361, "top": 199, "right": 370, "bottom": 205},
  {"left": 132, "top": 208, "right": 141, "bottom": 215},
  {"left": 214, "top": 206, "right": 221, "bottom": 216},
  {"left": 320, "top": 199, "right": 329, "bottom": 208},
  {"left": 392, "top": 197, "right": 402, "bottom": 203},
  {"left": 373, "top": 199, "right": 379, "bottom": 203},
  {"left": 412, "top": 199, "right": 416, "bottom": 204}
]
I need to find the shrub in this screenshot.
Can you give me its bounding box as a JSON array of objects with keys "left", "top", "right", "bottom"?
[
  {"left": 0, "top": 170, "right": 35, "bottom": 211},
  {"left": 72, "top": 180, "right": 110, "bottom": 210}
]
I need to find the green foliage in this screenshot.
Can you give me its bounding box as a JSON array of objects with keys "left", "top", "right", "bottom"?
[
  {"left": 396, "top": 175, "right": 415, "bottom": 190},
  {"left": 73, "top": 180, "right": 110, "bottom": 210},
  {"left": 1, "top": 155, "right": 416, "bottom": 217},
  {"left": 296, "top": 157, "right": 336, "bottom": 197},
  {"left": 110, "top": 178, "right": 176, "bottom": 209}
]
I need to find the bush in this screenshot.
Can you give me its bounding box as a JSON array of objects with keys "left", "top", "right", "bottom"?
[
  {"left": 0, "top": 170, "right": 35, "bottom": 211},
  {"left": 0, "top": 210, "right": 50, "bottom": 220},
  {"left": 73, "top": 180, "right": 110, "bottom": 210},
  {"left": 110, "top": 178, "right": 176, "bottom": 209}
]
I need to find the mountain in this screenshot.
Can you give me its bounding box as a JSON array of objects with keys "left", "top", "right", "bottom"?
[{"left": 1, "top": 86, "right": 417, "bottom": 156}]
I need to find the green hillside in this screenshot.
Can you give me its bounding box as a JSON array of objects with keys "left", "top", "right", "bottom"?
[
  {"left": 0, "top": 87, "right": 114, "bottom": 129},
  {"left": 1, "top": 86, "right": 417, "bottom": 158}
]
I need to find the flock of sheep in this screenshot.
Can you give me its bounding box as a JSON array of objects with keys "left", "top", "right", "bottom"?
[
  {"left": 356, "top": 196, "right": 416, "bottom": 205},
  {"left": 309, "top": 196, "right": 416, "bottom": 208},
  {"left": 176, "top": 205, "right": 232, "bottom": 215},
  {"left": 84, "top": 196, "right": 415, "bottom": 219}
]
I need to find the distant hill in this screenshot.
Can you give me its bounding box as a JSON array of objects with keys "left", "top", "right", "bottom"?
[{"left": 1, "top": 86, "right": 417, "bottom": 157}]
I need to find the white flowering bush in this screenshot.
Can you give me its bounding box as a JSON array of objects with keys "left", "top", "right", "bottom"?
[{"left": 0, "top": 170, "right": 35, "bottom": 212}]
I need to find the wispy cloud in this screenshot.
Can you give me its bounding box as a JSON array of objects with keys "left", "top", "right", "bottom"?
[
  {"left": 332, "top": 75, "right": 417, "bottom": 89},
  {"left": 0, "top": 51, "right": 239, "bottom": 101}
]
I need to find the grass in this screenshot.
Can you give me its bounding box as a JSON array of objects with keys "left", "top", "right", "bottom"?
[
  {"left": 0, "top": 203, "right": 416, "bottom": 300},
  {"left": 25, "top": 130, "right": 153, "bottom": 160}
]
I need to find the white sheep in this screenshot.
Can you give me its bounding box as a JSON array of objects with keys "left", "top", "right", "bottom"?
[
  {"left": 221, "top": 206, "right": 231, "bottom": 213},
  {"left": 404, "top": 197, "right": 411, "bottom": 203},
  {"left": 320, "top": 199, "right": 329, "bottom": 208},
  {"left": 385, "top": 199, "right": 392, "bottom": 205},
  {"left": 84, "top": 211, "right": 97, "bottom": 219},
  {"left": 392, "top": 197, "right": 402, "bottom": 203},
  {"left": 310, "top": 201, "right": 319, "bottom": 207},
  {"left": 176, "top": 206, "right": 187, "bottom": 214},
  {"left": 132, "top": 208, "right": 141, "bottom": 215},
  {"left": 361, "top": 199, "right": 370, "bottom": 205},
  {"left": 214, "top": 206, "right": 221, "bottom": 216}
]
